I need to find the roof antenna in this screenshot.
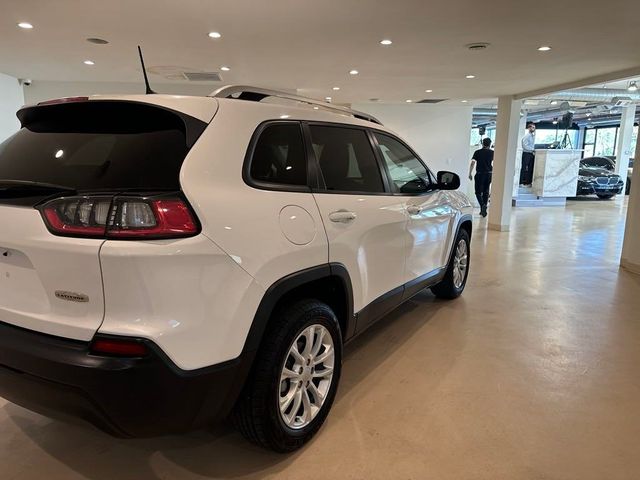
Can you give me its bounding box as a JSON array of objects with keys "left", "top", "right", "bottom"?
[{"left": 137, "top": 45, "right": 156, "bottom": 94}]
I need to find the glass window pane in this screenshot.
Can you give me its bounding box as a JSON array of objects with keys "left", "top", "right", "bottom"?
[
  {"left": 373, "top": 132, "right": 431, "bottom": 193},
  {"left": 250, "top": 124, "right": 307, "bottom": 186},
  {"left": 594, "top": 127, "right": 618, "bottom": 157},
  {"left": 534, "top": 128, "right": 579, "bottom": 149},
  {"left": 310, "top": 126, "right": 384, "bottom": 193}
]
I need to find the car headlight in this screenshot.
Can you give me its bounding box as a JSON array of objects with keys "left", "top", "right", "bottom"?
[{"left": 578, "top": 175, "right": 594, "bottom": 182}]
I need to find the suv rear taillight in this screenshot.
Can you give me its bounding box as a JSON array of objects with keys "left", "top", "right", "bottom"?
[{"left": 38, "top": 194, "right": 199, "bottom": 239}]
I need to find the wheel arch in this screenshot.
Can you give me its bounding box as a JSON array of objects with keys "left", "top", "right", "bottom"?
[
  {"left": 446, "top": 214, "right": 472, "bottom": 265},
  {"left": 458, "top": 215, "right": 473, "bottom": 238},
  {"left": 242, "top": 264, "right": 355, "bottom": 356}
]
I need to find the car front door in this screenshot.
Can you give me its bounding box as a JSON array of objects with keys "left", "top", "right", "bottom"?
[
  {"left": 371, "top": 131, "right": 455, "bottom": 286},
  {"left": 307, "top": 124, "right": 407, "bottom": 333}
]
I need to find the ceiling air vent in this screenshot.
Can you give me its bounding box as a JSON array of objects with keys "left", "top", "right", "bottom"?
[
  {"left": 417, "top": 98, "right": 448, "bottom": 104},
  {"left": 466, "top": 42, "right": 491, "bottom": 51},
  {"left": 183, "top": 72, "right": 222, "bottom": 82}
]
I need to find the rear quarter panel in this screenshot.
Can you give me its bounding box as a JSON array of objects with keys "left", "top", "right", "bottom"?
[{"left": 179, "top": 100, "right": 330, "bottom": 291}]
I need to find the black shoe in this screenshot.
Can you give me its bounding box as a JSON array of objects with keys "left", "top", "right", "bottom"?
[{"left": 480, "top": 206, "right": 487, "bottom": 217}]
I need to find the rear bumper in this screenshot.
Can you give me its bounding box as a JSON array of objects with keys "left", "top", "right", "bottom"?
[{"left": 0, "top": 321, "right": 251, "bottom": 437}]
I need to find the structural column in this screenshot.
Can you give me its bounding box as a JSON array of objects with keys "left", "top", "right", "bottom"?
[
  {"left": 615, "top": 104, "right": 637, "bottom": 191},
  {"left": 488, "top": 96, "right": 522, "bottom": 231},
  {"left": 621, "top": 133, "right": 640, "bottom": 274}
]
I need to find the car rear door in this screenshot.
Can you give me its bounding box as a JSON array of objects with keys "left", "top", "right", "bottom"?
[
  {"left": 370, "top": 131, "right": 455, "bottom": 284},
  {"left": 307, "top": 124, "right": 407, "bottom": 333}
]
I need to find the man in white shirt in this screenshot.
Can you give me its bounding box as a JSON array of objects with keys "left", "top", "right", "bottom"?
[{"left": 520, "top": 122, "right": 536, "bottom": 186}]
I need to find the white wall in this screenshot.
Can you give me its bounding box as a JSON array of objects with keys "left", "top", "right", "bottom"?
[
  {"left": 353, "top": 103, "right": 474, "bottom": 197},
  {"left": 0, "top": 73, "right": 25, "bottom": 142}
]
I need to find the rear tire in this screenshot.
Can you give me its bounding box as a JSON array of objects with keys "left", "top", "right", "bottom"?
[
  {"left": 232, "top": 300, "right": 342, "bottom": 452},
  {"left": 431, "top": 229, "right": 470, "bottom": 299},
  {"left": 597, "top": 194, "right": 615, "bottom": 199}
]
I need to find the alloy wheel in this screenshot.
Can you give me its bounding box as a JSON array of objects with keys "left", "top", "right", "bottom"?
[
  {"left": 278, "top": 324, "right": 335, "bottom": 430},
  {"left": 452, "top": 238, "right": 468, "bottom": 289}
]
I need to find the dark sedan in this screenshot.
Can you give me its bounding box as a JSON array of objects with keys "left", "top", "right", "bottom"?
[{"left": 576, "top": 157, "right": 624, "bottom": 199}]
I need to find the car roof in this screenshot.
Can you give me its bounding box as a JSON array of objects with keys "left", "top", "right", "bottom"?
[{"left": 23, "top": 91, "right": 394, "bottom": 134}]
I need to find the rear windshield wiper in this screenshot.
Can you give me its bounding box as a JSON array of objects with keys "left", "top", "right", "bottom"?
[{"left": 0, "top": 180, "right": 76, "bottom": 197}]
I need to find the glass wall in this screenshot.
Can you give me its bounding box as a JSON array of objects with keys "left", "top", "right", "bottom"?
[
  {"left": 593, "top": 127, "right": 618, "bottom": 157},
  {"left": 582, "top": 125, "right": 639, "bottom": 159},
  {"left": 534, "top": 128, "right": 579, "bottom": 149},
  {"left": 583, "top": 128, "right": 596, "bottom": 157},
  {"left": 469, "top": 127, "right": 496, "bottom": 147}
]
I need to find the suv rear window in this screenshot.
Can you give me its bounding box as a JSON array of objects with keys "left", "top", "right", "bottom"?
[{"left": 0, "top": 101, "right": 205, "bottom": 191}]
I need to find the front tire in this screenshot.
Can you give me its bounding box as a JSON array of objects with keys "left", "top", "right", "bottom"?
[
  {"left": 431, "top": 229, "right": 470, "bottom": 299},
  {"left": 232, "top": 300, "right": 342, "bottom": 452}
]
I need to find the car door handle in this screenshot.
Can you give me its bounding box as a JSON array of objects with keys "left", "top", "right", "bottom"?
[
  {"left": 329, "top": 210, "right": 357, "bottom": 223},
  {"left": 406, "top": 205, "right": 423, "bottom": 215}
]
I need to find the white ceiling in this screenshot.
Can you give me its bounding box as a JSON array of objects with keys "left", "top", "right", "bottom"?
[{"left": 2, "top": 0, "right": 640, "bottom": 104}]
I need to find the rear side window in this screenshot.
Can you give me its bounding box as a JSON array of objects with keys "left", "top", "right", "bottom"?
[
  {"left": 249, "top": 123, "right": 307, "bottom": 186},
  {"left": 0, "top": 101, "right": 205, "bottom": 191},
  {"left": 310, "top": 125, "right": 384, "bottom": 193}
]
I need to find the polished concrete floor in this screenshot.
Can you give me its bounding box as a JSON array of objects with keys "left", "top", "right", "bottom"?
[{"left": 2, "top": 198, "right": 639, "bottom": 480}]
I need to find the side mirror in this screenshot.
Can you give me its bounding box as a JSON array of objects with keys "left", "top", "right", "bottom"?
[
  {"left": 400, "top": 177, "right": 428, "bottom": 194},
  {"left": 437, "top": 171, "right": 460, "bottom": 190}
]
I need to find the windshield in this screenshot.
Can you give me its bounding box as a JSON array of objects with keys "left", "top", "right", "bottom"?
[
  {"left": 581, "top": 157, "right": 614, "bottom": 170},
  {"left": 0, "top": 101, "right": 205, "bottom": 191}
]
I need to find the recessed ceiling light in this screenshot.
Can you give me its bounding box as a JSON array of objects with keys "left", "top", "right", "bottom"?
[
  {"left": 280, "top": 114, "right": 290, "bottom": 119},
  {"left": 425, "top": 89, "right": 433, "bottom": 93},
  {"left": 380, "top": 39, "right": 392, "bottom": 45},
  {"left": 17, "top": 22, "right": 33, "bottom": 29},
  {"left": 538, "top": 46, "right": 552, "bottom": 51},
  {"left": 220, "top": 66, "right": 230, "bottom": 71},
  {"left": 313, "top": 106, "right": 319, "bottom": 110},
  {"left": 461, "top": 100, "right": 468, "bottom": 103},
  {"left": 465, "top": 75, "right": 476, "bottom": 79},
  {"left": 325, "top": 96, "right": 332, "bottom": 101},
  {"left": 349, "top": 69, "right": 359, "bottom": 75},
  {"left": 83, "top": 60, "right": 95, "bottom": 65},
  {"left": 405, "top": 99, "right": 413, "bottom": 103},
  {"left": 332, "top": 86, "right": 340, "bottom": 91},
  {"left": 55, "top": 149, "right": 64, "bottom": 159},
  {"left": 208, "top": 31, "right": 222, "bottom": 39}
]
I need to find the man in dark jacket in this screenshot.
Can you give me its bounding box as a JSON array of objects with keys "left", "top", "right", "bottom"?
[{"left": 468, "top": 137, "right": 493, "bottom": 217}]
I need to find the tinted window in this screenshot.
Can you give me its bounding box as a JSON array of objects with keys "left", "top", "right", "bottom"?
[
  {"left": 249, "top": 123, "right": 307, "bottom": 186},
  {"left": 310, "top": 126, "right": 384, "bottom": 193},
  {"left": 0, "top": 101, "right": 202, "bottom": 191},
  {"left": 373, "top": 132, "right": 432, "bottom": 193}
]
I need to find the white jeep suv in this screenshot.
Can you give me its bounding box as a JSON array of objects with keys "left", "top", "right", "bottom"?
[{"left": 0, "top": 86, "right": 472, "bottom": 452}]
